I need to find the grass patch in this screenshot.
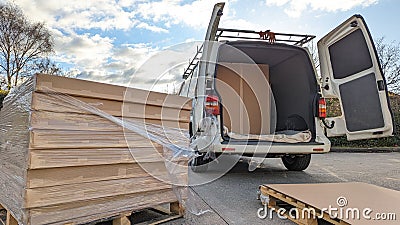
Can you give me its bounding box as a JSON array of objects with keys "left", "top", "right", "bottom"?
[
  {"left": 329, "top": 95, "right": 400, "bottom": 147},
  {"left": 0, "top": 89, "right": 8, "bottom": 110}
]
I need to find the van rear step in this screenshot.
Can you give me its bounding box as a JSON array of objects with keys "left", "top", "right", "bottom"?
[{"left": 222, "top": 139, "right": 324, "bottom": 146}]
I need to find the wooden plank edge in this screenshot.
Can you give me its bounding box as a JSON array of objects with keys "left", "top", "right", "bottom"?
[
  {"left": 112, "top": 215, "right": 131, "bottom": 225},
  {"left": 170, "top": 201, "right": 185, "bottom": 216},
  {"left": 0, "top": 203, "right": 18, "bottom": 225},
  {"left": 33, "top": 89, "right": 192, "bottom": 111},
  {"left": 148, "top": 215, "right": 182, "bottom": 225},
  {"left": 28, "top": 156, "right": 189, "bottom": 170}
]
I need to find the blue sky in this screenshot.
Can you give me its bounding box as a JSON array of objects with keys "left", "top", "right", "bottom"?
[{"left": 5, "top": 0, "right": 400, "bottom": 91}]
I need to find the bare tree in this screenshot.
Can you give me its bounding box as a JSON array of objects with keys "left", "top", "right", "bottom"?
[
  {"left": 375, "top": 37, "right": 400, "bottom": 93},
  {"left": 0, "top": 2, "right": 54, "bottom": 90},
  {"left": 33, "top": 57, "right": 62, "bottom": 75},
  {"left": 306, "top": 41, "right": 319, "bottom": 68},
  {"left": 0, "top": 76, "right": 6, "bottom": 90}
]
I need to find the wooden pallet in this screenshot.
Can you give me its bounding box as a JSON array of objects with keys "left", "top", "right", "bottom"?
[
  {"left": 0, "top": 205, "right": 18, "bottom": 225},
  {"left": 259, "top": 182, "right": 400, "bottom": 225},
  {"left": 129, "top": 202, "right": 184, "bottom": 225},
  {"left": 259, "top": 185, "right": 350, "bottom": 225},
  {"left": 0, "top": 202, "right": 184, "bottom": 225}
]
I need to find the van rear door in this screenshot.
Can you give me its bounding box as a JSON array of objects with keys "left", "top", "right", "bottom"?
[{"left": 318, "top": 15, "right": 393, "bottom": 141}]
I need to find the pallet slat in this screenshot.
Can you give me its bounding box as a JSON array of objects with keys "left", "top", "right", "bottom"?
[{"left": 112, "top": 216, "right": 130, "bottom": 225}]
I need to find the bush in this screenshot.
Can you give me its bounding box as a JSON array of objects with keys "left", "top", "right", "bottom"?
[
  {"left": 330, "top": 95, "right": 400, "bottom": 148},
  {"left": 0, "top": 89, "right": 8, "bottom": 110}
]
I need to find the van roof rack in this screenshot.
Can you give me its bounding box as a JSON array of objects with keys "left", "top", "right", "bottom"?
[{"left": 216, "top": 28, "right": 316, "bottom": 46}]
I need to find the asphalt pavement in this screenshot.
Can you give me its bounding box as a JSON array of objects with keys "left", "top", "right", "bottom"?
[{"left": 169, "top": 152, "right": 400, "bottom": 225}]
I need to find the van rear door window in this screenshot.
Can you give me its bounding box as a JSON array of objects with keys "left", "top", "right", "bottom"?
[{"left": 328, "top": 29, "right": 373, "bottom": 79}]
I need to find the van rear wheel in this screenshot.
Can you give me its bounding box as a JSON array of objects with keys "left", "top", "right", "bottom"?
[
  {"left": 189, "top": 155, "right": 209, "bottom": 173},
  {"left": 282, "top": 154, "right": 311, "bottom": 171}
]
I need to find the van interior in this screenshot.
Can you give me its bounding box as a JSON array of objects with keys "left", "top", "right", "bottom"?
[{"left": 214, "top": 41, "right": 319, "bottom": 142}]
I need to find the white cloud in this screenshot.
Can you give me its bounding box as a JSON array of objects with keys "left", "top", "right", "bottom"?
[
  {"left": 136, "top": 22, "right": 169, "bottom": 33},
  {"left": 128, "top": 41, "right": 201, "bottom": 91},
  {"left": 136, "top": 0, "right": 235, "bottom": 29},
  {"left": 110, "top": 43, "right": 158, "bottom": 72},
  {"left": 3, "top": 0, "right": 265, "bottom": 89},
  {"left": 7, "top": 0, "right": 166, "bottom": 87},
  {"left": 13, "top": 0, "right": 238, "bottom": 32},
  {"left": 66, "top": 40, "right": 158, "bottom": 85},
  {"left": 53, "top": 32, "right": 114, "bottom": 70},
  {"left": 220, "top": 18, "right": 263, "bottom": 30},
  {"left": 13, "top": 0, "right": 139, "bottom": 31},
  {"left": 48, "top": 28, "right": 159, "bottom": 86},
  {"left": 266, "top": 0, "right": 378, "bottom": 18}
]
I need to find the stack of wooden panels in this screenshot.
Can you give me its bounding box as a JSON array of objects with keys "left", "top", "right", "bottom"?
[{"left": 0, "top": 74, "right": 192, "bottom": 225}]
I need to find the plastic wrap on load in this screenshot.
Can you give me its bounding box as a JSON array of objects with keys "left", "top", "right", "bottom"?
[
  {"left": 0, "top": 79, "right": 34, "bottom": 224},
  {"left": 0, "top": 74, "right": 200, "bottom": 225}
]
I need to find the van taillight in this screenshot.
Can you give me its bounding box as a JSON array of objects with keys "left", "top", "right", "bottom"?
[
  {"left": 319, "top": 98, "right": 327, "bottom": 118},
  {"left": 206, "top": 95, "right": 220, "bottom": 115}
]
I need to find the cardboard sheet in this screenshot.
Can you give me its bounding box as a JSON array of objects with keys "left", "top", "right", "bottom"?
[
  {"left": 216, "top": 63, "right": 271, "bottom": 135},
  {"left": 34, "top": 74, "right": 192, "bottom": 110},
  {"left": 31, "top": 92, "right": 191, "bottom": 122}
]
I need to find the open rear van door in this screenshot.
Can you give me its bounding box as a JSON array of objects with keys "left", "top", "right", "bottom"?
[{"left": 318, "top": 15, "right": 393, "bottom": 141}]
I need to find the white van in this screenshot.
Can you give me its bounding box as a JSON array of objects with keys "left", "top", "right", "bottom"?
[{"left": 179, "top": 3, "right": 394, "bottom": 171}]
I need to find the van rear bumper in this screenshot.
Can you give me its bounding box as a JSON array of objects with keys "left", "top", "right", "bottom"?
[{"left": 207, "top": 141, "right": 330, "bottom": 154}]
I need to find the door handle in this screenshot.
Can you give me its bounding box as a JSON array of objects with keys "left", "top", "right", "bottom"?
[{"left": 377, "top": 80, "right": 385, "bottom": 91}]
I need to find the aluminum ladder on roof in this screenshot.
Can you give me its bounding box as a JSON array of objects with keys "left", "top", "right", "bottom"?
[{"left": 182, "top": 44, "right": 203, "bottom": 80}]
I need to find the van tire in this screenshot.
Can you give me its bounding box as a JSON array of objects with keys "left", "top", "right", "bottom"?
[
  {"left": 282, "top": 154, "right": 311, "bottom": 171},
  {"left": 189, "top": 155, "right": 209, "bottom": 173}
]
